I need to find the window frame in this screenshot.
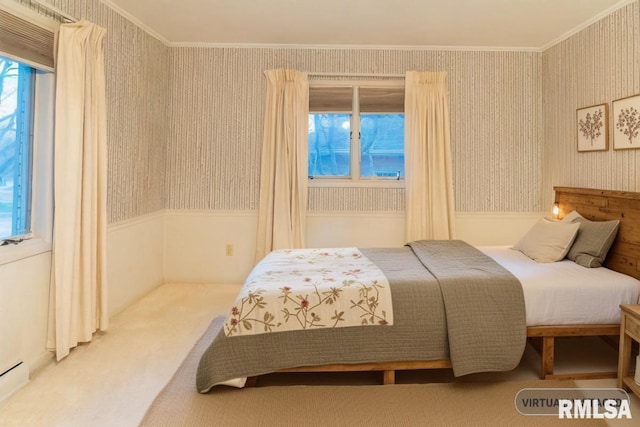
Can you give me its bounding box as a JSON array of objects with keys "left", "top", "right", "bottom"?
[
  {"left": 0, "top": 63, "right": 54, "bottom": 265},
  {"left": 0, "top": 1, "right": 57, "bottom": 265},
  {"left": 308, "top": 79, "right": 405, "bottom": 189}
]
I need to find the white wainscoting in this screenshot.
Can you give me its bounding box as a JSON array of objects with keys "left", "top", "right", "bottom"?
[
  {"left": 455, "top": 212, "right": 545, "bottom": 246},
  {"left": 0, "top": 210, "right": 166, "bottom": 388},
  {"left": 107, "top": 211, "right": 165, "bottom": 316},
  {"left": 163, "top": 210, "right": 545, "bottom": 284},
  {"left": 306, "top": 212, "right": 406, "bottom": 248},
  {"left": 163, "top": 211, "right": 259, "bottom": 285},
  {"left": 0, "top": 251, "right": 52, "bottom": 383}
]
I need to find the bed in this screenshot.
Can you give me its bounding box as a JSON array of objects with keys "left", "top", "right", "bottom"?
[{"left": 196, "top": 187, "right": 640, "bottom": 391}]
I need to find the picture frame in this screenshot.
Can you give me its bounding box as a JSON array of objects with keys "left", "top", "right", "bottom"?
[
  {"left": 612, "top": 94, "right": 640, "bottom": 150},
  {"left": 576, "top": 103, "right": 608, "bottom": 152}
]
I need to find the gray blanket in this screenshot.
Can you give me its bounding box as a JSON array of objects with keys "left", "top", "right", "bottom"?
[
  {"left": 196, "top": 241, "right": 526, "bottom": 392},
  {"left": 407, "top": 240, "right": 526, "bottom": 376}
]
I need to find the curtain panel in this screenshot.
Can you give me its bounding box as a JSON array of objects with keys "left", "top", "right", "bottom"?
[
  {"left": 47, "top": 21, "right": 108, "bottom": 361},
  {"left": 255, "top": 69, "right": 309, "bottom": 261},
  {"left": 404, "top": 71, "right": 456, "bottom": 242}
]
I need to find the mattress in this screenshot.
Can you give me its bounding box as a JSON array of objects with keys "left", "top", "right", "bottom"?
[{"left": 479, "top": 246, "right": 640, "bottom": 326}]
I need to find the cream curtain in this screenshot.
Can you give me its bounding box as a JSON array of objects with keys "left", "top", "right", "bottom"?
[
  {"left": 47, "top": 21, "right": 108, "bottom": 361},
  {"left": 404, "top": 71, "right": 455, "bottom": 242},
  {"left": 255, "top": 69, "right": 309, "bottom": 261}
]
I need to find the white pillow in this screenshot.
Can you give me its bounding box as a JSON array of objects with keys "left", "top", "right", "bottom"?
[{"left": 513, "top": 219, "right": 580, "bottom": 263}]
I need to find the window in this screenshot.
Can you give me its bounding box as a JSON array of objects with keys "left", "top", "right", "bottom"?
[
  {"left": 0, "top": 3, "right": 56, "bottom": 263},
  {"left": 308, "top": 81, "right": 405, "bottom": 186},
  {"left": 0, "top": 56, "right": 35, "bottom": 240}
]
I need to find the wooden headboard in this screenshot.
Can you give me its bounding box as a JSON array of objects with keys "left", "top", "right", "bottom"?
[{"left": 554, "top": 186, "right": 640, "bottom": 280}]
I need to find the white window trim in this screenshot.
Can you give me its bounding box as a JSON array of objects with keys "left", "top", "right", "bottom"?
[
  {"left": 308, "top": 79, "right": 405, "bottom": 189},
  {"left": 0, "top": 70, "right": 54, "bottom": 266},
  {"left": 308, "top": 178, "right": 405, "bottom": 189}
]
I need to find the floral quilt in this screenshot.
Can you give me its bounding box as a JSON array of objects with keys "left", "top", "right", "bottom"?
[{"left": 224, "top": 248, "right": 393, "bottom": 337}]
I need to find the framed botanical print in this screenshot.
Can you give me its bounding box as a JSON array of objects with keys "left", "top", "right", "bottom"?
[
  {"left": 576, "top": 103, "right": 608, "bottom": 152},
  {"left": 613, "top": 94, "right": 640, "bottom": 150}
]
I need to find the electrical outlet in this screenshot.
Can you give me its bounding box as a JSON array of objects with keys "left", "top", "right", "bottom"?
[{"left": 225, "top": 244, "right": 234, "bottom": 256}]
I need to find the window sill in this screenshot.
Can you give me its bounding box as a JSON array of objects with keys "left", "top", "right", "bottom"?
[
  {"left": 0, "top": 238, "right": 52, "bottom": 266},
  {"left": 308, "top": 179, "right": 405, "bottom": 189}
]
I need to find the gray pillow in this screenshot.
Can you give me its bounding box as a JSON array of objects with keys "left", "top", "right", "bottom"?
[
  {"left": 513, "top": 219, "right": 580, "bottom": 263},
  {"left": 562, "top": 211, "right": 619, "bottom": 268}
]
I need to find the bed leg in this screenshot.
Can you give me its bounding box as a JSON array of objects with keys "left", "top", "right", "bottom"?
[
  {"left": 383, "top": 370, "right": 395, "bottom": 385},
  {"left": 540, "top": 337, "right": 554, "bottom": 379},
  {"left": 245, "top": 376, "right": 258, "bottom": 387}
]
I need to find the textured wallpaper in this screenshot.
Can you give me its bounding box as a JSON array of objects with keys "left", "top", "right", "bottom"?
[
  {"left": 18, "top": 0, "right": 638, "bottom": 220},
  {"left": 542, "top": 1, "right": 640, "bottom": 207},
  {"left": 17, "top": 0, "right": 170, "bottom": 223},
  {"left": 167, "top": 48, "right": 543, "bottom": 212}
]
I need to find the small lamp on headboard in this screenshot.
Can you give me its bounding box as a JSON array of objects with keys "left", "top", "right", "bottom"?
[{"left": 552, "top": 202, "right": 560, "bottom": 219}]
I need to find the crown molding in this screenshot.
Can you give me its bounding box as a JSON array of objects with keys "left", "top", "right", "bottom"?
[
  {"left": 99, "top": 0, "right": 170, "bottom": 45},
  {"left": 539, "top": 0, "right": 634, "bottom": 51},
  {"left": 167, "top": 41, "right": 542, "bottom": 52}
]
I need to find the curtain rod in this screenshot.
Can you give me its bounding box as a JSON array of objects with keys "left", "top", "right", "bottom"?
[
  {"left": 31, "top": 0, "right": 77, "bottom": 23},
  {"left": 308, "top": 72, "right": 405, "bottom": 78}
]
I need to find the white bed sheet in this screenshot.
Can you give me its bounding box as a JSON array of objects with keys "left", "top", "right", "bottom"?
[{"left": 479, "top": 246, "right": 640, "bottom": 326}]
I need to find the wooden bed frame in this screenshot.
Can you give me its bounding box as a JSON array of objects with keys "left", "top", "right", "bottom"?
[
  {"left": 530, "top": 186, "right": 640, "bottom": 380},
  {"left": 247, "top": 187, "right": 640, "bottom": 386}
]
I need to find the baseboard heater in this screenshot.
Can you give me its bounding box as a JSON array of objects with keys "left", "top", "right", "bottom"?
[{"left": 0, "top": 362, "right": 29, "bottom": 403}]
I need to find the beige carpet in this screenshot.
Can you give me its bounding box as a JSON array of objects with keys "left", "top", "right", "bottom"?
[{"left": 141, "top": 317, "right": 609, "bottom": 427}]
